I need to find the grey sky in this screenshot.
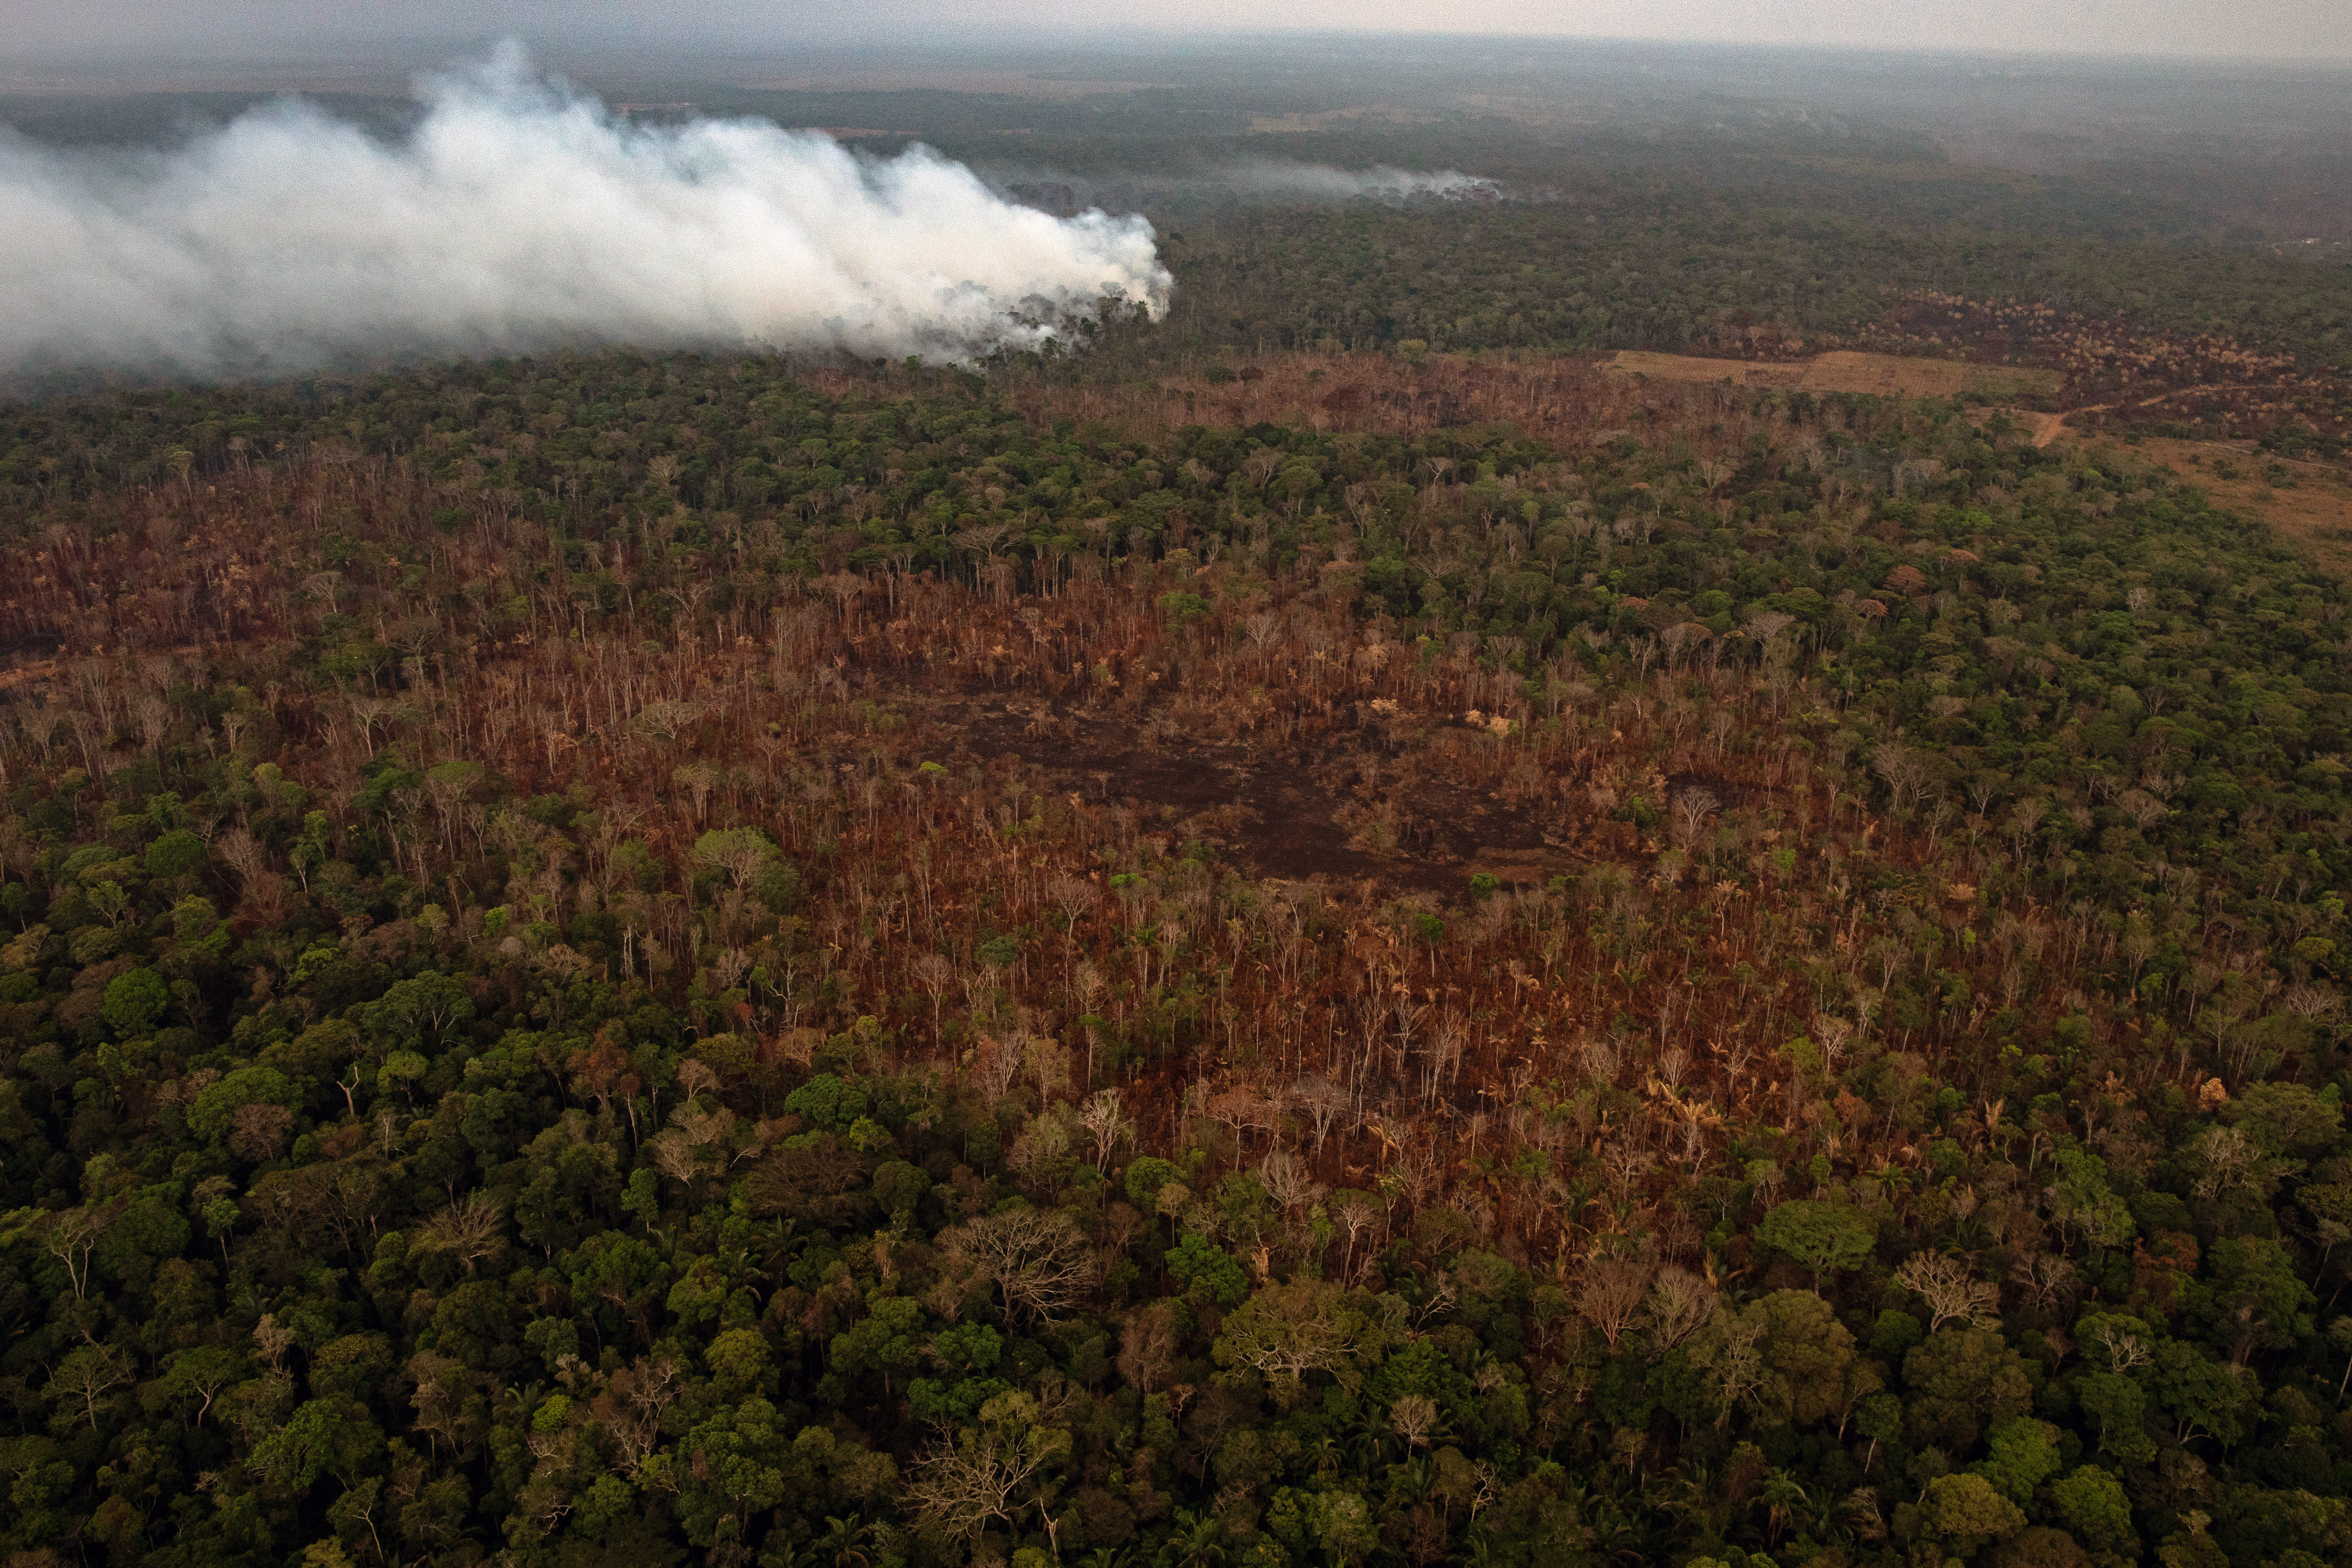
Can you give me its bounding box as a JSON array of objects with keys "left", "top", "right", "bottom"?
[{"left": 2, "top": 0, "right": 2347, "bottom": 65}]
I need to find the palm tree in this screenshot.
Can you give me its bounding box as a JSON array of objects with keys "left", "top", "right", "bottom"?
[
  {"left": 819, "top": 1514, "right": 874, "bottom": 1568},
  {"left": 1157, "top": 1508, "right": 1224, "bottom": 1568},
  {"left": 1760, "top": 1470, "right": 1810, "bottom": 1546},
  {"left": 1343, "top": 1412, "right": 1393, "bottom": 1474},
  {"left": 1658, "top": 1463, "right": 1731, "bottom": 1546}
]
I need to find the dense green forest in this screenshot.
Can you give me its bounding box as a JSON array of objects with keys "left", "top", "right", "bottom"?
[
  {"left": 0, "top": 333, "right": 2350, "bottom": 1568},
  {"left": 1140, "top": 199, "right": 2352, "bottom": 367}
]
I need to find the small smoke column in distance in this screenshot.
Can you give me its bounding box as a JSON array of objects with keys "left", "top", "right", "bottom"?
[
  {"left": 988, "top": 159, "right": 1502, "bottom": 217},
  {"left": 1225, "top": 159, "right": 1501, "bottom": 202},
  {"left": 0, "top": 45, "right": 1171, "bottom": 380}
]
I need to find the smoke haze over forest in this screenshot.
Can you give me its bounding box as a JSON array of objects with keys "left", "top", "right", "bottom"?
[
  {"left": 0, "top": 48, "right": 1171, "bottom": 380},
  {"left": 0, "top": 0, "right": 2347, "bottom": 63}
]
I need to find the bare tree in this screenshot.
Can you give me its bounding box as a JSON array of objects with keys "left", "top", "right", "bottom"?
[
  {"left": 1117, "top": 1301, "right": 1182, "bottom": 1393},
  {"left": 1390, "top": 1393, "right": 1441, "bottom": 1451},
  {"left": 592, "top": 1354, "right": 683, "bottom": 1478},
  {"left": 903, "top": 1391, "right": 1068, "bottom": 1544},
  {"left": 216, "top": 828, "right": 270, "bottom": 887},
  {"left": 1297, "top": 1075, "right": 1350, "bottom": 1153},
  {"left": 48, "top": 1342, "right": 130, "bottom": 1429},
  {"left": 1642, "top": 1266, "right": 1718, "bottom": 1354},
  {"left": 253, "top": 1312, "right": 296, "bottom": 1376},
  {"left": 1870, "top": 742, "right": 1934, "bottom": 816},
  {"left": 2020, "top": 1252, "right": 2081, "bottom": 1313},
  {"left": 976, "top": 1034, "right": 1026, "bottom": 1102},
  {"left": 944, "top": 1209, "right": 1095, "bottom": 1326},
  {"left": 228, "top": 1102, "right": 294, "bottom": 1162},
  {"left": 914, "top": 952, "right": 954, "bottom": 1043},
  {"left": 2083, "top": 1317, "right": 2152, "bottom": 1375},
  {"left": 1893, "top": 1253, "right": 2002, "bottom": 1332},
  {"left": 1077, "top": 1089, "right": 1132, "bottom": 1172},
  {"left": 23, "top": 1206, "right": 111, "bottom": 1300},
  {"left": 1333, "top": 1189, "right": 1381, "bottom": 1284},
  {"left": 406, "top": 1349, "right": 475, "bottom": 1461},
  {"left": 1048, "top": 876, "right": 1094, "bottom": 963},
  {"left": 414, "top": 1193, "right": 507, "bottom": 1274},
  {"left": 1574, "top": 1255, "right": 1655, "bottom": 1352},
  {"left": 1689, "top": 1307, "right": 1771, "bottom": 1432},
  {"left": 1259, "top": 1146, "right": 1327, "bottom": 1216},
  {"left": 1671, "top": 787, "right": 1721, "bottom": 846}
]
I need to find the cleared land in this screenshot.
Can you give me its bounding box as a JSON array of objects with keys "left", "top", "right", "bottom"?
[
  {"left": 1962, "top": 416, "right": 2352, "bottom": 573},
  {"left": 2116, "top": 437, "right": 2352, "bottom": 577},
  {"left": 1606, "top": 348, "right": 2065, "bottom": 399},
  {"left": 1604, "top": 350, "right": 2352, "bottom": 577}
]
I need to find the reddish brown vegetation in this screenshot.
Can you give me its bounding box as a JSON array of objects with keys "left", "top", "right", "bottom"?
[
  {"left": 0, "top": 441, "right": 2163, "bottom": 1274},
  {"left": 986, "top": 353, "right": 1657, "bottom": 450},
  {"left": 1873, "top": 291, "right": 2352, "bottom": 441}
]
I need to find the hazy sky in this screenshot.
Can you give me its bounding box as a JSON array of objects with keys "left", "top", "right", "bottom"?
[
  {"left": 2, "top": 0, "right": 2347, "bottom": 66},
  {"left": 0, "top": 0, "right": 2343, "bottom": 65}
]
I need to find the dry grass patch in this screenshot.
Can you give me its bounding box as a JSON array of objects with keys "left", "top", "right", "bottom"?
[{"left": 2106, "top": 437, "right": 2352, "bottom": 578}]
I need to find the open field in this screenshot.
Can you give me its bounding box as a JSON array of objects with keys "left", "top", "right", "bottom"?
[
  {"left": 1601, "top": 351, "right": 2352, "bottom": 579},
  {"left": 1605, "top": 348, "right": 2066, "bottom": 399},
  {"left": 1964, "top": 412, "right": 2352, "bottom": 573},
  {"left": 2108, "top": 435, "right": 2352, "bottom": 577}
]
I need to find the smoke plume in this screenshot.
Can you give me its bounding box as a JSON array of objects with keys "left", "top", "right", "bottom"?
[
  {"left": 1224, "top": 159, "right": 1501, "bottom": 202},
  {"left": 0, "top": 48, "right": 1171, "bottom": 381},
  {"left": 989, "top": 159, "right": 1502, "bottom": 221}
]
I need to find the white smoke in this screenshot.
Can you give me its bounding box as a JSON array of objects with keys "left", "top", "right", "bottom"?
[
  {"left": 0, "top": 47, "right": 1171, "bottom": 380},
  {"left": 1225, "top": 159, "right": 1501, "bottom": 202},
  {"left": 988, "top": 159, "right": 1502, "bottom": 217}
]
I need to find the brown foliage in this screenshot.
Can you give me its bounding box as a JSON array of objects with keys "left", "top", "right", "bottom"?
[
  {"left": 227, "top": 1102, "right": 294, "bottom": 1162},
  {"left": 0, "top": 406, "right": 2143, "bottom": 1276}
]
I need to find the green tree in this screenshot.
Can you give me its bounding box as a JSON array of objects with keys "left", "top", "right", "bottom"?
[
  {"left": 2044, "top": 1148, "right": 2136, "bottom": 1250},
  {"left": 185, "top": 1065, "right": 300, "bottom": 1142},
  {"left": 1124, "top": 1156, "right": 1184, "bottom": 1210},
  {"left": 829, "top": 1293, "right": 924, "bottom": 1396},
  {"left": 1754, "top": 1200, "right": 1876, "bottom": 1283},
  {"left": 1973, "top": 1416, "right": 2064, "bottom": 1505},
  {"left": 359, "top": 970, "right": 475, "bottom": 1051},
  {"left": 2072, "top": 1369, "right": 2158, "bottom": 1465},
  {"left": 2230, "top": 1081, "right": 2344, "bottom": 1157},
  {"left": 1905, "top": 1328, "right": 2033, "bottom": 1452},
  {"left": 1921, "top": 1472, "right": 2028, "bottom": 1551},
  {"left": 2047, "top": 1464, "right": 2136, "bottom": 1555},
  {"left": 143, "top": 828, "right": 208, "bottom": 882},
  {"left": 100, "top": 966, "right": 171, "bottom": 1036},
  {"left": 2147, "top": 1337, "right": 2257, "bottom": 1446},
  {"left": 2189, "top": 1235, "right": 2314, "bottom": 1366},
  {"left": 654, "top": 1396, "right": 796, "bottom": 1553},
  {"left": 1308, "top": 1488, "right": 1379, "bottom": 1565},
  {"left": 692, "top": 827, "right": 778, "bottom": 891},
  {"left": 1168, "top": 1229, "right": 1249, "bottom": 1308},
  {"left": 707, "top": 1327, "right": 777, "bottom": 1400},
  {"left": 1213, "top": 1280, "right": 1384, "bottom": 1404},
  {"left": 249, "top": 1397, "right": 383, "bottom": 1492},
  {"left": 1742, "top": 1289, "right": 1878, "bottom": 1428}
]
